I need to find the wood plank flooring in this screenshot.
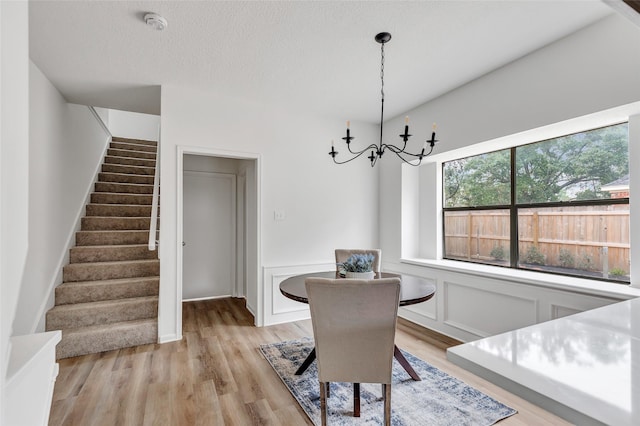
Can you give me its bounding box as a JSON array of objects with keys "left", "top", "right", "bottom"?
[{"left": 49, "top": 298, "right": 570, "bottom": 425}]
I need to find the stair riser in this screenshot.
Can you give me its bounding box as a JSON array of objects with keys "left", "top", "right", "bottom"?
[
  {"left": 55, "top": 321, "right": 157, "bottom": 359},
  {"left": 112, "top": 136, "right": 157, "bottom": 147},
  {"left": 110, "top": 142, "right": 157, "bottom": 153},
  {"left": 81, "top": 217, "right": 156, "bottom": 231},
  {"left": 98, "top": 172, "right": 154, "bottom": 185},
  {"left": 91, "top": 193, "right": 153, "bottom": 205},
  {"left": 102, "top": 164, "right": 155, "bottom": 176},
  {"left": 56, "top": 278, "right": 159, "bottom": 304},
  {"left": 70, "top": 245, "right": 157, "bottom": 263},
  {"left": 105, "top": 156, "right": 156, "bottom": 168},
  {"left": 63, "top": 261, "right": 159, "bottom": 282},
  {"left": 46, "top": 299, "right": 158, "bottom": 330},
  {"left": 86, "top": 204, "right": 154, "bottom": 217},
  {"left": 107, "top": 148, "right": 156, "bottom": 160},
  {"left": 94, "top": 182, "right": 154, "bottom": 194},
  {"left": 76, "top": 231, "right": 150, "bottom": 246}
]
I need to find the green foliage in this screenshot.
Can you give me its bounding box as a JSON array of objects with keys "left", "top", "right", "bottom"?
[
  {"left": 558, "top": 248, "right": 575, "bottom": 269},
  {"left": 490, "top": 245, "right": 506, "bottom": 261},
  {"left": 516, "top": 124, "right": 628, "bottom": 203},
  {"left": 338, "top": 253, "right": 374, "bottom": 273},
  {"left": 522, "top": 246, "right": 545, "bottom": 265},
  {"left": 609, "top": 268, "right": 627, "bottom": 277},
  {"left": 444, "top": 150, "right": 511, "bottom": 208},
  {"left": 578, "top": 252, "right": 596, "bottom": 271},
  {"left": 444, "top": 123, "right": 628, "bottom": 207}
]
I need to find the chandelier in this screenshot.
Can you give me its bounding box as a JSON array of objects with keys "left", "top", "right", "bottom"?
[{"left": 329, "top": 32, "right": 439, "bottom": 167}]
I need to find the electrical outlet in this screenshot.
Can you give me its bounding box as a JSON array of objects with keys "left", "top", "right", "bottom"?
[{"left": 274, "top": 210, "right": 286, "bottom": 221}]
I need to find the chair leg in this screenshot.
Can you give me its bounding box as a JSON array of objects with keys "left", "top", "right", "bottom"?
[
  {"left": 320, "top": 382, "right": 328, "bottom": 426},
  {"left": 383, "top": 383, "right": 391, "bottom": 426},
  {"left": 326, "top": 382, "right": 330, "bottom": 398},
  {"left": 353, "top": 383, "right": 360, "bottom": 417}
]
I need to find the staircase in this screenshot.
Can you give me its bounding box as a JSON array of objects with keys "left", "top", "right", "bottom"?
[{"left": 46, "top": 137, "right": 160, "bottom": 359}]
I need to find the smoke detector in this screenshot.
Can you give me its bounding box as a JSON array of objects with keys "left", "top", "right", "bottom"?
[{"left": 144, "top": 13, "right": 167, "bottom": 31}]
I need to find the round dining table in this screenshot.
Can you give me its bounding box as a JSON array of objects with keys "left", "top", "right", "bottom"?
[{"left": 280, "top": 271, "right": 436, "bottom": 381}]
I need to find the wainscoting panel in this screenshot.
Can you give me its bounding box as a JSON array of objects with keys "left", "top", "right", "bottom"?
[
  {"left": 443, "top": 281, "right": 538, "bottom": 338},
  {"left": 262, "top": 263, "right": 335, "bottom": 326},
  {"left": 394, "top": 271, "right": 437, "bottom": 322},
  {"left": 551, "top": 304, "right": 582, "bottom": 320},
  {"left": 383, "top": 261, "right": 630, "bottom": 343}
]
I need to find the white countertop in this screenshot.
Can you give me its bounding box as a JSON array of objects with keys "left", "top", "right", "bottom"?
[{"left": 447, "top": 298, "right": 640, "bottom": 425}]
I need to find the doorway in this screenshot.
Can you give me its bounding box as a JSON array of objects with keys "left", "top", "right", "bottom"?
[{"left": 176, "top": 148, "right": 260, "bottom": 326}]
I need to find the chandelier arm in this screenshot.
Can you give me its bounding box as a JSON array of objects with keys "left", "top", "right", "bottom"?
[
  {"left": 382, "top": 142, "right": 409, "bottom": 155},
  {"left": 388, "top": 149, "right": 425, "bottom": 166},
  {"left": 346, "top": 142, "right": 379, "bottom": 156},
  {"left": 383, "top": 143, "right": 419, "bottom": 157},
  {"left": 345, "top": 143, "right": 380, "bottom": 156},
  {"left": 332, "top": 145, "right": 379, "bottom": 164}
]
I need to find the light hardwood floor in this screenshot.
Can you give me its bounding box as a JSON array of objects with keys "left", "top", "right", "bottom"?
[{"left": 49, "top": 298, "right": 570, "bottom": 425}]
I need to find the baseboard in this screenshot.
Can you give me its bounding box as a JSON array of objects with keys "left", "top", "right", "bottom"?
[{"left": 159, "top": 333, "right": 182, "bottom": 344}]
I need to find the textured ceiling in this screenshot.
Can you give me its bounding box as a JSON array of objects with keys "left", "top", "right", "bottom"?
[{"left": 29, "top": 1, "right": 613, "bottom": 121}]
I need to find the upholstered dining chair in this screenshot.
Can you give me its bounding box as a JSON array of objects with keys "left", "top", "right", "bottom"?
[
  {"left": 305, "top": 277, "right": 401, "bottom": 426},
  {"left": 335, "top": 249, "right": 382, "bottom": 272}
]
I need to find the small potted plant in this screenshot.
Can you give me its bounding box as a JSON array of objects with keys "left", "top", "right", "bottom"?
[{"left": 338, "top": 253, "right": 375, "bottom": 279}]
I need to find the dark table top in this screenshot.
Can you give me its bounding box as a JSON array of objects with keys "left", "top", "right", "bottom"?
[{"left": 279, "top": 271, "right": 436, "bottom": 306}]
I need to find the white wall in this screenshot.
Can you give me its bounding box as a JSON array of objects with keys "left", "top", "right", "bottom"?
[
  {"left": 107, "top": 109, "right": 159, "bottom": 141},
  {"left": 159, "top": 86, "right": 379, "bottom": 338},
  {"left": 378, "top": 14, "right": 640, "bottom": 342},
  {"left": 0, "top": 1, "right": 29, "bottom": 421},
  {"left": 11, "top": 62, "right": 111, "bottom": 336}
]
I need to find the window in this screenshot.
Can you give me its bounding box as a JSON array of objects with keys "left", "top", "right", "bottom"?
[{"left": 443, "top": 123, "right": 629, "bottom": 283}]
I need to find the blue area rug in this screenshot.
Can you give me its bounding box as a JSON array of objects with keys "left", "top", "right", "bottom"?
[{"left": 260, "top": 337, "right": 516, "bottom": 425}]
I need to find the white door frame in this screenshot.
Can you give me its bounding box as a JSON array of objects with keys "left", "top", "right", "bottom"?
[{"left": 176, "top": 146, "right": 261, "bottom": 333}]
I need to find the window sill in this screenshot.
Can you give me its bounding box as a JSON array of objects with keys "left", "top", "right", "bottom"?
[{"left": 400, "top": 258, "right": 640, "bottom": 300}]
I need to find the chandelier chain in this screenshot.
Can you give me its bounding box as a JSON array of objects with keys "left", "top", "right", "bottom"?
[{"left": 380, "top": 42, "right": 385, "bottom": 101}]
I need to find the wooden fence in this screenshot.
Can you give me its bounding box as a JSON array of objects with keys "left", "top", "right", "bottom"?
[{"left": 444, "top": 205, "right": 630, "bottom": 276}]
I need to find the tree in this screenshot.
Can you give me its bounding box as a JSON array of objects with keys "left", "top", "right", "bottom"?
[
  {"left": 444, "top": 149, "right": 510, "bottom": 207},
  {"left": 444, "top": 123, "right": 628, "bottom": 207},
  {"left": 515, "top": 123, "right": 628, "bottom": 203}
]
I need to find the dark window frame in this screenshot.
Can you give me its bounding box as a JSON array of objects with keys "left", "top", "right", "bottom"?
[{"left": 442, "top": 124, "right": 630, "bottom": 283}]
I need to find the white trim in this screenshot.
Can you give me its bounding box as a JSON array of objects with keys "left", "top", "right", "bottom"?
[
  {"left": 176, "top": 145, "right": 261, "bottom": 335},
  {"left": 182, "top": 295, "right": 233, "bottom": 302},
  {"left": 148, "top": 124, "right": 160, "bottom": 252},
  {"left": 87, "top": 106, "right": 112, "bottom": 137},
  {"left": 401, "top": 257, "right": 640, "bottom": 301}
]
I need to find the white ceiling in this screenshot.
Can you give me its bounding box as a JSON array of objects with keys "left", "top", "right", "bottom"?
[{"left": 29, "top": 1, "right": 613, "bottom": 121}]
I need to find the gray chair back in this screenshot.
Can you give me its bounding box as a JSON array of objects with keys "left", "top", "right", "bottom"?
[{"left": 306, "top": 277, "right": 400, "bottom": 384}]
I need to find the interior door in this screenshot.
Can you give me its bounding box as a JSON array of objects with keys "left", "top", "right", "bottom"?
[{"left": 183, "top": 171, "right": 236, "bottom": 300}]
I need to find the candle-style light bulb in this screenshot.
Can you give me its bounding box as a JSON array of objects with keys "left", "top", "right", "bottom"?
[
  {"left": 331, "top": 139, "right": 334, "bottom": 148},
  {"left": 405, "top": 116, "right": 409, "bottom": 125},
  {"left": 346, "top": 120, "right": 351, "bottom": 129},
  {"left": 431, "top": 122, "right": 437, "bottom": 141}
]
